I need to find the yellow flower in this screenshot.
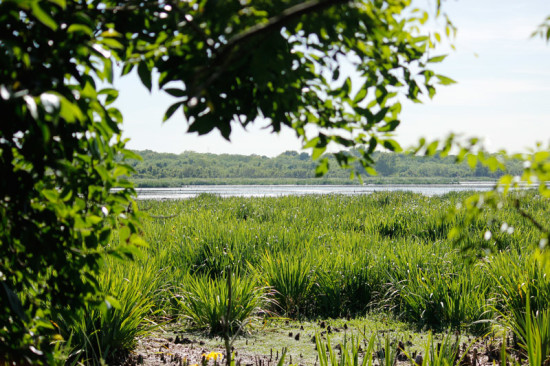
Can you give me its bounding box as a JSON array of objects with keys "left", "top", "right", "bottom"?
[{"left": 202, "top": 351, "right": 223, "bottom": 361}]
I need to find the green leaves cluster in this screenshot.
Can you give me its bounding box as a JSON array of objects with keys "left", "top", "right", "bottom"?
[
  {"left": 119, "top": 0, "right": 452, "bottom": 176},
  {"left": 0, "top": 0, "right": 142, "bottom": 363}
]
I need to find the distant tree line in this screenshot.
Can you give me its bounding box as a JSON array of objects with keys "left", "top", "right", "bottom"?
[{"left": 127, "top": 150, "right": 523, "bottom": 186}]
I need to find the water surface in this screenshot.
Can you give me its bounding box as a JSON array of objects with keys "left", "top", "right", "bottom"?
[{"left": 135, "top": 182, "right": 495, "bottom": 200}]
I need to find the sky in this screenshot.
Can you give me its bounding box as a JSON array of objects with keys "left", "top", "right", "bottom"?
[{"left": 113, "top": 0, "right": 550, "bottom": 157}]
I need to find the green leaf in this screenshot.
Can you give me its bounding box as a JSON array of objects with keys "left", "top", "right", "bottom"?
[
  {"left": 427, "top": 55, "right": 447, "bottom": 63},
  {"left": 100, "top": 29, "right": 121, "bottom": 38},
  {"left": 137, "top": 61, "right": 152, "bottom": 91},
  {"left": 130, "top": 234, "right": 148, "bottom": 248},
  {"left": 467, "top": 154, "right": 477, "bottom": 169},
  {"left": 164, "top": 102, "right": 183, "bottom": 122},
  {"left": 47, "top": 0, "right": 66, "bottom": 9},
  {"left": 104, "top": 295, "right": 121, "bottom": 310},
  {"left": 353, "top": 88, "right": 368, "bottom": 104},
  {"left": 365, "top": 166, "right": 377, "bottom": 176},
  {"left": 31, "top": 2, "right": 58, "bottom": 30},
  {"left": 100, "top": 38, "right": 123, "bottom": 50},
  {"left": 373, "top": 107, "right": 389, "bottom": 123},
  {"left": 117, "top": 243, "right": 142, "bottom": 260},
  {"left": 122, "top": 63, "right": 135, "bottom": 76},
  {"left": 42, "top": 189, "right": 59, "bottom": 202},
  {"left": 119, "top": 226, "right": 131, "bottom": 244},
  {"left": 486, "top": 156, "right": 499, "bottom": 172},
  {"left": 332, "top": 68, "right": 340, "bottom": 81},
  {"left": 367, "top": 137, "right": 377, "bottom": 153},
  {"left": 164, "top": 88, "right": 186, "bottom": 97},
  {"left": 435, "top": 74, "right": 457, "bottom": 85},
  {"left": 498, "top": 175, "right": 513, "bottom": 195},
  {"left": 67, "top": 24, "right": 93, "bottom": 35},
  {"left": 378, "top": 120, "right": 400, "bottom": 132},
  {"left": 425, "top": 141, "right": 439, "bottom": 156},
  {"left": 427, "top": 85, "right": 436, "bottom": 99},
  {"left": 122, "top": 149, "right": 143, "bottom": 161},
  {"left": 98, "top": 88, "right": 119, "bottom": 105},
  {"left": 303, "top": 137, "right": 320, "bottom": 149},
  {"left": 382, "top": 139, "right": 402, "bottom": 152},
  {"left": 315, "top": 158, "right": 329, "bottom": 177},
  {"left": 1, "top": 282, "right": 28, "bottom": 323},
  {"left": 342, "top": 77, "right": 351, "bottom": 96},
  {"left": 312, "top": 146, "right": 326, "bottom": 160}
]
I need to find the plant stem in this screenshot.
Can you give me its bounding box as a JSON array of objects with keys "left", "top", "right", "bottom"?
[{"left": 225, "top": 266, "right": 232, "bottom": 366}]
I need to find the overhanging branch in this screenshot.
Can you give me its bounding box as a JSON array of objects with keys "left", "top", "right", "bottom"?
[
  {"left": 187, "top": 0, "right": 352, "bottom": 102},
  {"left": 222, "top": 0, "right": 351, "bottom": 55}
]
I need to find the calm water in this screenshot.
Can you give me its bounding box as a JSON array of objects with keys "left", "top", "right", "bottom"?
[{"left": 134, "top": 182, "right": 495, "bottom": 199}]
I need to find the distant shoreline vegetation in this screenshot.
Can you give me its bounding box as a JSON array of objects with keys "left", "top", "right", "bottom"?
[
  {"left": 127, "top": 150, "right": 522, "bottom": 187},
  {"left": 131, "top": 177, "right": 496, "bottom": 187}
]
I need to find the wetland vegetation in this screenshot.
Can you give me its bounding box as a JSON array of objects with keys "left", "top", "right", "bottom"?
[{"left": 62, "top": 191, "right": 550, "bottom": 365}]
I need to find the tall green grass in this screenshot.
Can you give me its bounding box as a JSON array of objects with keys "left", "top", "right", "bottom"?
[
  {"left": 176, "top": 271, "right": 271, "bottom": 334},
  {"left": 59, "top": 260, "right": 160, "bottom": 364},
  {"left": 489, "top": 253, "right": 550, "bottom": 364},
  {"left": 61, "top": 190, "right": 550, "bottom": 359},
  {"left": 134, "top": 192, "right": 550, "bottom": 328}
]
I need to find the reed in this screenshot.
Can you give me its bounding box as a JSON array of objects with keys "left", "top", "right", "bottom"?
[{"left": 60, "top": 190, "right": 550, "bottom": 360}]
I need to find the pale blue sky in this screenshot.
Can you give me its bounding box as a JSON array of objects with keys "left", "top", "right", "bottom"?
[{"left": 114, "top": 0, "right": 550, "bottom": 156}]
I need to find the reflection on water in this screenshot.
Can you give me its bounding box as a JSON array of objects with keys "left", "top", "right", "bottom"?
[{"left": 134, "top": 182, "right": 495, "bottom": 200}]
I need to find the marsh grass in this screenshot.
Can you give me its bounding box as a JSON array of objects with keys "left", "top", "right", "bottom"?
[
  {"left": 315, "top": 333, "right": 377, "bottom": 366},
  {"left": 421, "top": 332, "right": 462, "bottom": 366},
  {"left": 176, "top": 271, "right": 272, "bottom": 334},
  {"left": 60, "top": 261, "right": 159, "bottom": 364},
  {"left": 64, "top": 191, "right": 550, "bottom": 360},
  {"left": 521, "top": 303, "right": 550, "bottom": 365},
  {"left": 134, "top": 191, "right": 550, "bottom": 330},
  {"left": 253, "top": 252, "right": 315, "bottom": 318},
  {"left": 490, "top": 254, "right": 550, "bottom": 364}
]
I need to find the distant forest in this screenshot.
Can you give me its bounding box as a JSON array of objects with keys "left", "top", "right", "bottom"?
[{"left": 126, "top": 150, "right": 523, "bottom": 187}]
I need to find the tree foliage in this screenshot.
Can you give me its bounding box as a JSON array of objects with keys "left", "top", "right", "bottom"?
[
  {"left": 126, "top": 150, "right": 522, "bottom": 186},
  {"left": 0, "top": 0, "right": 143, "bottom": 362},
  {"left": 122, "top": 0, "right": 453, "bottom": 175}
]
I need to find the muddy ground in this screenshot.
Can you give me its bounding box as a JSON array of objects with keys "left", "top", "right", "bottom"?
[{"left": 117, "top": 318, "right": 526, "bottom": 366}]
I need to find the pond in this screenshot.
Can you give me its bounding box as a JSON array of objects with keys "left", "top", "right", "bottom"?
[{"left": 134, "top": 182, "right": 495, "bottom": 199}]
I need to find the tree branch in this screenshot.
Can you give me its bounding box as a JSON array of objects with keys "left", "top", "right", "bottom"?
[
  {"left": 222, "top": 0, "right": 351, "bottom": 55},
  {"left": 187, "top": 0, "right": 352, "bottom": 102}
]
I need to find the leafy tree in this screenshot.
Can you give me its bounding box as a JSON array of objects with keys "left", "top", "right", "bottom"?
[{"left": 0, "top": 0, "right": 143, "bottom": 363}]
